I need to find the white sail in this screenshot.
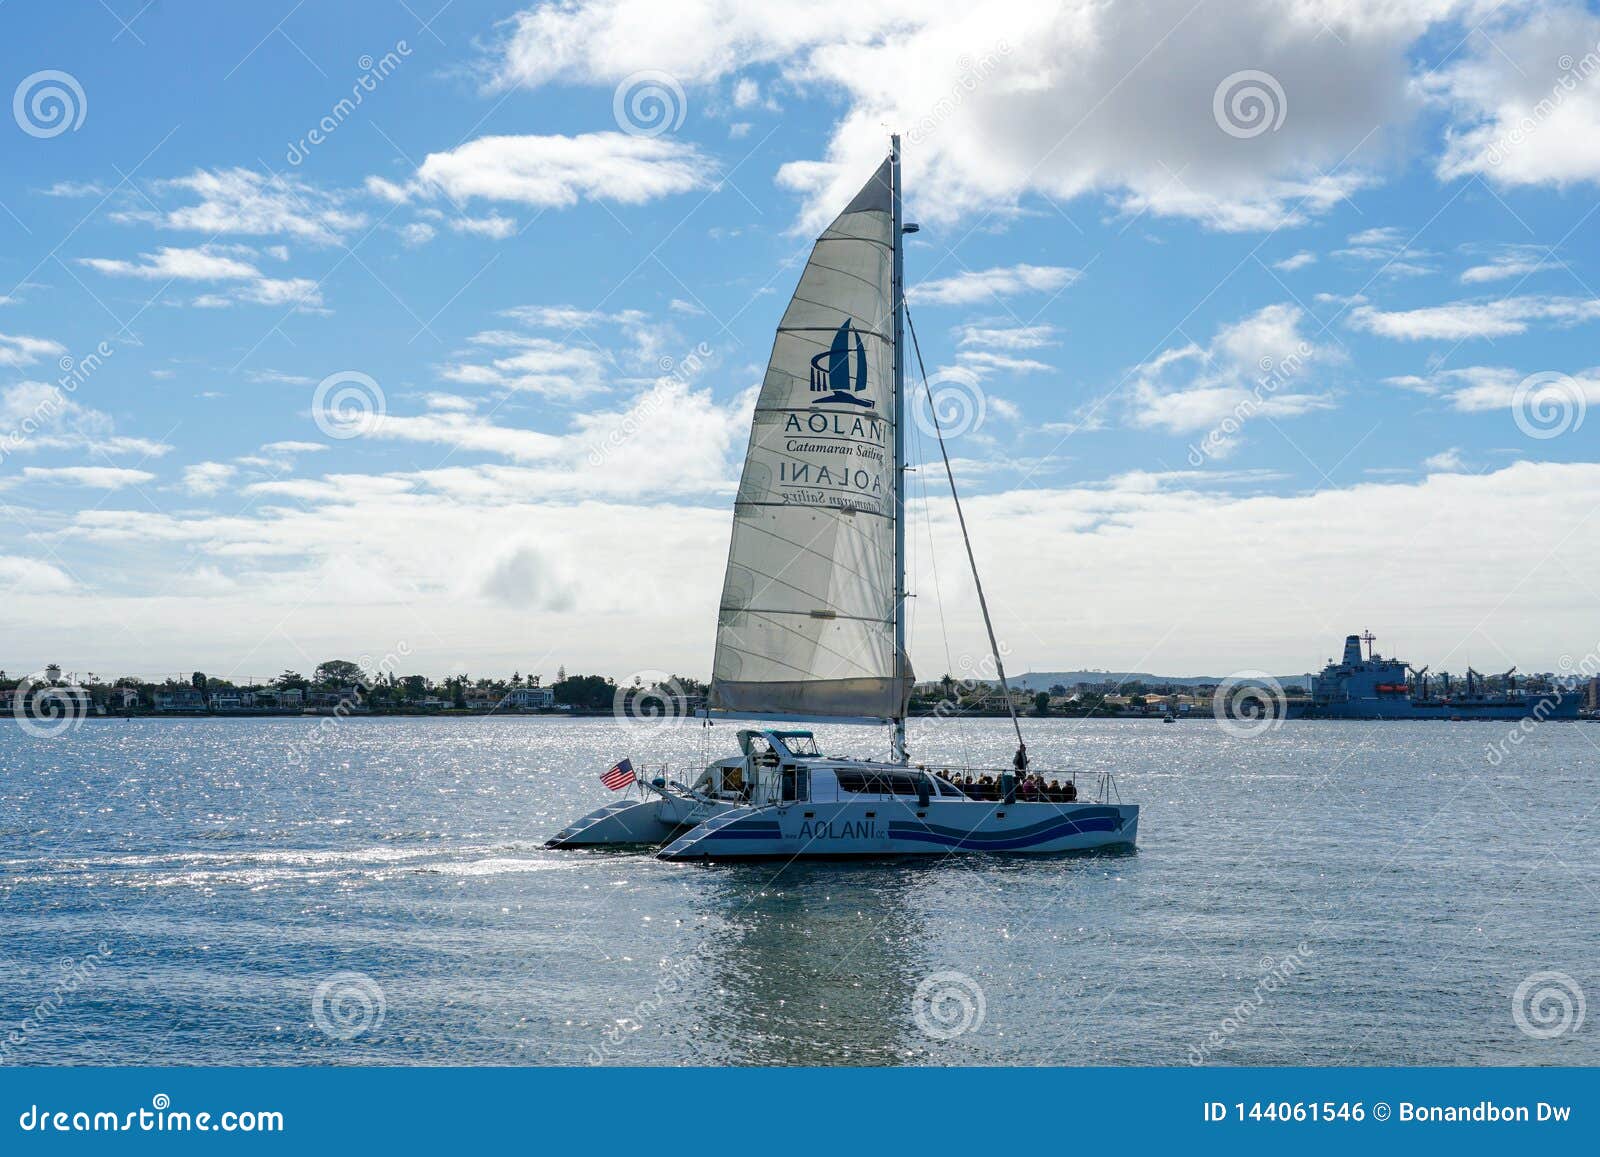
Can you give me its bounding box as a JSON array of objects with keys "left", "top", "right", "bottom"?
[{"left": 709, "top": 158, "right": 910, "bottom": 719}]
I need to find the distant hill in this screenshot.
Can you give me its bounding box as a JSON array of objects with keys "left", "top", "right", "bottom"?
[{"left": 1014, "top": 670, "right": 1312, "bottom": 690}]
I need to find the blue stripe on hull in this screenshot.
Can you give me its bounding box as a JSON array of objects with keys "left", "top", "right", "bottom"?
[{"left": 888, "top": 815, "right": 1122, "bottom": 851}]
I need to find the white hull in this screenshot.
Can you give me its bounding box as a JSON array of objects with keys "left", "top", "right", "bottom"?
[
  {"left": 658, "top": 797, "right": 1137, "bottom": 860},
  {"left": 546, "top": 795, "right": 735, "bottom": 848},
  {"left": 549, "top": 730, "right": 1139, "bottom": 861}
]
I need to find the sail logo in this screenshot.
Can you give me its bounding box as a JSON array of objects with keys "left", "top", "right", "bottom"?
[{"left": 809, "top": 319, "right": 874, "bottom": 408}]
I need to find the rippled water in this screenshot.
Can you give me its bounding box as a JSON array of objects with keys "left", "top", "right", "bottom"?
[{"left": 1, "top": 716, "right": 1594, "bottom": 1066}]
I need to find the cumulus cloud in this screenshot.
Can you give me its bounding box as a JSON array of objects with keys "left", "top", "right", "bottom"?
[
  {"left": 388, "top": 133, "right": 709, "bottom": 209},
  {"left": 1125, "top": 303, "right": 1333, "bottom": 445},
  {"left": 489, "top": 0, "right": 1477, "bottom": 231},
  {"left": 1425, "top": 4, "right": 1600, "bottom": 188},
  {"left": 0, "top": 555, "right": 74, "bottom": 593},
  {"left": 1272, "top": 251, "right": 1317, "bottom": 271}
]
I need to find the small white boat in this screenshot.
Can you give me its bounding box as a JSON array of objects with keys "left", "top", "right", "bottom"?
[{"left": 549, "top": 137, "right": 1139, "bottom": 860}]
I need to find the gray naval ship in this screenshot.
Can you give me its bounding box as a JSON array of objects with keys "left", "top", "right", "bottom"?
[{"left": 1305, "top": 632, "right": 1581, "bottom": 720}]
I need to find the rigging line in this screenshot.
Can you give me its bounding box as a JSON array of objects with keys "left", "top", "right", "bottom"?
[
  {"left": 908, "top": 392, "right": 979, "bottom": 777},
  {"left": 909, "top": 379, "right": 977, "bottom": 774},
  {"left": 904, "top": 301, "right": 1025, "bottom": 752}
]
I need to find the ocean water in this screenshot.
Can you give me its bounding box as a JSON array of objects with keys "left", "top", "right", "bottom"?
[{"left": 1, "top": 715, "right": 1594, "bottom": 1067}]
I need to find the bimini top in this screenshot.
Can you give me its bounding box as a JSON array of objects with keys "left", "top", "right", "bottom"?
[{"left": 736, "top": 729, "right": 822, "bottom": 759}]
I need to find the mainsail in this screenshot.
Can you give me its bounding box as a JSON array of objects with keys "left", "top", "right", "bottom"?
[{"left": 709, "top": 156, "right": 911, "bottom": 719}]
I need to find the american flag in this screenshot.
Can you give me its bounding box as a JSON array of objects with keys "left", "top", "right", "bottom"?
[{"left": 600, "top": 758, "right": 635, "bottom": 791}]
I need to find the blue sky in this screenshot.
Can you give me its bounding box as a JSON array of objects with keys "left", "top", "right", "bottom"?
[{"left": 3, "top": 0, "right": 1600, "bottom": 683}]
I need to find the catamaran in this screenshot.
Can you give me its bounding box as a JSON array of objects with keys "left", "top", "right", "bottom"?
[{"left": 549, "top": 137, "right": 1138, "bottom": 860}]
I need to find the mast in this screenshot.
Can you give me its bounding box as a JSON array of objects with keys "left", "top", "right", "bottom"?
[{"left": 891, "top": 133, "right": 907, "bottom": 764}]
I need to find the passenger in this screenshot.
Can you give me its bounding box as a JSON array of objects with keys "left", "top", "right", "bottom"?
[
  {"left": 1013, "top": 743, "right": 1029, "bottom": 773},
  {"left": 1063, "top": 779, "right": 1077, "bottom": 802},
  {"left": 1046, "top": 778, "right": 1062, "bottom": 802},
  {"left": 978, "top": 774, "right": 995, "bottom": 801},
  {"left": 1019, "top": 775, "right": 1038, "bottom": 801}
]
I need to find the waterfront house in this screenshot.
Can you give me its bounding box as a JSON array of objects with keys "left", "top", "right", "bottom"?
[
  {"left": 155, "top": 689, "right": 206, "bottom": 711},
  {"left": 501, "top": 686, "right": 555, "bottom": 710}
]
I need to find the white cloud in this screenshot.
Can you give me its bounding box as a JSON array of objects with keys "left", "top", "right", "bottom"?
[
  {"left": 27, "top": 461, "right": 1600, "bottom": 677},
  {"left": 1349, "top": 295, "right": 1600, "bottom": 340},
  {"left": 181, "top": 461, "right": 237, "bottom": 495},
  {"left": 1459, "top": 244, "right": 1561, "bottom": 284},
  {"left": 911, "top": 263, "right": 1079, "bottom": 306},
  {"left": 441, "top": 334, "right": 611, "bottom": 400},
  {"left": 8, "top": 466, "right": 155, "bottom": 489},
  {"left": 0, "top": 555, "right": 73, "bottom": 593},
  {"left": 449, "top": 214, "right": 519, "bottom": 239},
  {"left": 0, "top": 332, "right": 66, "bottom": 368},
  {"left": 80, "top": 246, "right": 260, "bottom": 281},
  {"left": 79, "top": 245, "right": 323, "bottom": 310},
  {"left": 0, "top": 381, "right": 171, "bottom": 460},
  {"left": 1272, "top": 251, "right": 1317, "bottom": 272},
  {"left": 440, "top": 305, "right": 684, "bottom": 399},
  {"left": 954, "top": 349, "right": 1052, "bottom": 375},
  {"left": 126, "top": 168, "right": 366, "bottom": 245},
  {"left": 958, "top": 324, "right": 1057, "bottom": 350},
  {"left": 489, "top": 0, "right": 1476, "bottom": 232},
  {"left": 1126, "top": 303, "right": 1332, "bottom": 444},
  {"left": 1392, "top": 365, "right": 1600, "bottom": 413},
  {"left": 261, "top": 440, "right": 327, "bottom": 454},
  {"left": 402, "top": 133, "right": 709, "bottom": 209},
  {"left": 1423, "top": 447, "right": 1465, "bottom": 471},
  {"left": 398, "top": 221, "right": 437, "bottom": 246},
  {"left": 1426, "top": 5, "right": 1600, "bottom": 188}
]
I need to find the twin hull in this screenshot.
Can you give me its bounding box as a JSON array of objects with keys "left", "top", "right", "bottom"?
[{"left": 550, "top": 796, "right": 1138, "bottom": 860}]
